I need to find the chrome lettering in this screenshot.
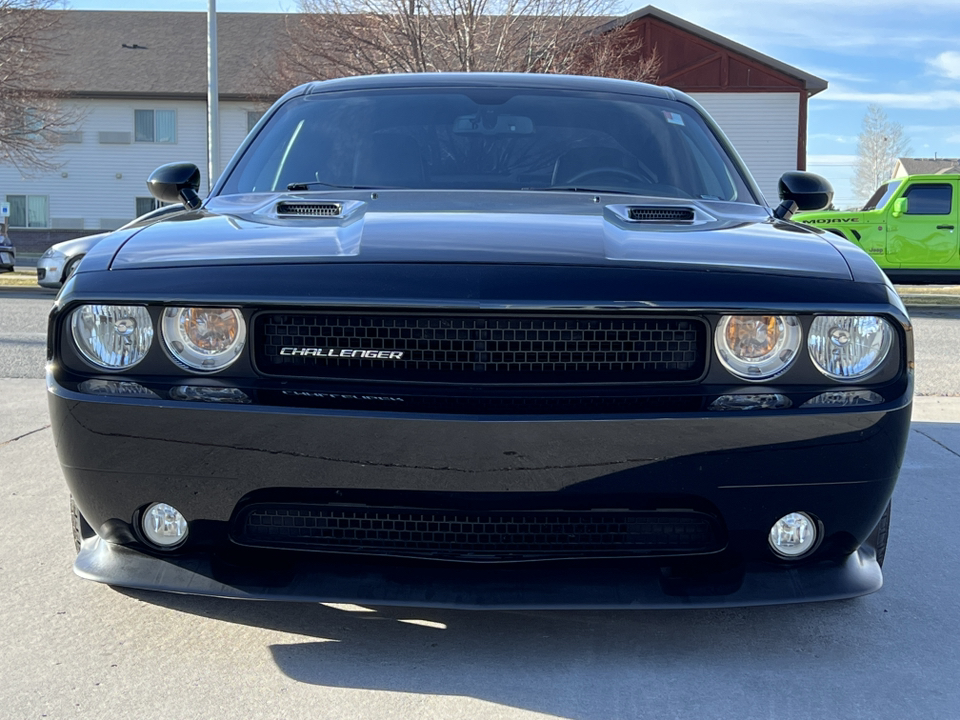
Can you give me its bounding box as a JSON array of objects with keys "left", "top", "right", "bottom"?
[{"left": 279, "top": 347, "right": 405, "bottom": 360}]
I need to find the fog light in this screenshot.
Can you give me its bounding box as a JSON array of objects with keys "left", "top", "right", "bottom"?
[
  {"left": 142, "top": 503, "right": 188, "bottom": 547},
  {"left": 769, "top": 512, "right": 816, "bottom": 558}
]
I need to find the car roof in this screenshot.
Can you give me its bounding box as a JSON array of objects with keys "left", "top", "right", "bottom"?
[{"left": 303, "top": 72, "right": 678, "bottom": 101}]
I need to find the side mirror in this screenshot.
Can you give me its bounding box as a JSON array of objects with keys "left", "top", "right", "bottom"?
[
  {"left": 774, "top": 171, "right": 834, "bottom": 220},
  {"left": 891, "top": 197, "right": 908, "bottom": 218},
  {"left": 147, "top": 163, "right": 203, "bottom": 210}
]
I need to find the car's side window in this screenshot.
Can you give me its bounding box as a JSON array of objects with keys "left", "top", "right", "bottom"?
[{"left": 904, "top": 184, "right": 952, "bottom": 215}]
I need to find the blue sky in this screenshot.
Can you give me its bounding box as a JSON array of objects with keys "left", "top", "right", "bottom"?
[{"left": 71, "top": 0, "right": 960, "bottom": 208}]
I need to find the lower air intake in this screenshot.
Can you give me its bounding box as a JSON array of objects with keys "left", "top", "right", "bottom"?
[{"left": 233, "top": 504, "right": 722, "bottom": 561}]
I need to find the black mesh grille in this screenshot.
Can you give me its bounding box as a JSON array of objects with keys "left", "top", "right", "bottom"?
[
  {"left": 276, "top": 202, "right": 342, "bottom": 217},
  {"left": 234, "top": 505, "right": 721, "bottom": 560},
  {"left": 627, "top": 207, "right": 695, "bottom": 223},
  {"left": 254, "top": 314, "right": 706, "bottom": 384}
]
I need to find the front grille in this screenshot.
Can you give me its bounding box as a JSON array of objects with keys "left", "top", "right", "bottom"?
[
  {"left": 233, "top": 504, "right": 721, "bottom": 560},
  {"left": 627, "top": 206, "right": 696, "bottom": 223},
  {"left": 276, "top": 201, "right": 343, "bottom": 217},
  {"left": 255, "top": 314, "right": 706, "bottom": 384}
]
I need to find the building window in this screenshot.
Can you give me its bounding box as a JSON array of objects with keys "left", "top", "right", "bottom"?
[
  {"left": 247, "top": 110, "right": 264, "bottom": 133},
  {"left": 134, "top": 109, "right": 176, "bottom": 143},
  {"left": 135, "top": 197, "right": 167, "bottom": 217},
  {"left": 5, "top": 195, "right": 49, "bottom": 228}
]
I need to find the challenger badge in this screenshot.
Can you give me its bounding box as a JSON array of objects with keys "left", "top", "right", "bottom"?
[{"left": 280, "top": 347, "right": 405, "bottom": 360}]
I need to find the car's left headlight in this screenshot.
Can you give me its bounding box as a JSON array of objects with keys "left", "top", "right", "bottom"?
[
  {"left": 161, "top": 307, "right": 246, "bottom": 372},
  {"left": 71, "top": 304, "right": 154, "bottom": 370},
  {"left": 807, "top": 315, "right": 893, "bottom": 380}
]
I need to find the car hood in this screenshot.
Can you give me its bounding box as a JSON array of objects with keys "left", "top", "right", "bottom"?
[{"left": 110, "top": 191, "right": 853, "bottom": 280}]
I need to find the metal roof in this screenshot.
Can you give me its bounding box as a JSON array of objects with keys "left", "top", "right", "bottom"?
[
  {"left": 46, "top": 7, "right": 826, "bottom": 99},
  {"left": 596, "top": 6, "right": 828, "bottom": 95}
]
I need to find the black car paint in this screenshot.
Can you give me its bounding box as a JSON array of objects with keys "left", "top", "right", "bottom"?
[{"left": 47, "top": 73, "right": 912, "bottom": 608}]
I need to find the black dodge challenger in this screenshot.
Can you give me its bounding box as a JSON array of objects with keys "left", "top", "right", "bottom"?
[{"left": 48, "top": 73, "right": 912, "bottom": 608}]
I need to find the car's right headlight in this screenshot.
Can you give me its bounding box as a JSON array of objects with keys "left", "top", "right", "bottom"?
[
  {"left": 807, "top": 315, "right": 893, "bottom": 380},
  {"left": 71, "top": 304, "right": 154, "bottom": 370},
  {"left": 715, "top": 315, "right": 802, "bottom": 381}
]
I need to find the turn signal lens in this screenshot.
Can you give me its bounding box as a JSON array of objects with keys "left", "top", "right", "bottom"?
[
  {"left": 70, "top": 304, "right": 153, "bottom": 370},
  {"left": 709, "top": 393, "right": 791, "bottom": 411},
  {"left": 808, "top": 316, "right": 892, "bottom": 380},
  {"left": 715, "top": 315, "right": 801, "bottom": 381},
  {"left": 161, "top": 307, "right": 246, "bottom": 372}
]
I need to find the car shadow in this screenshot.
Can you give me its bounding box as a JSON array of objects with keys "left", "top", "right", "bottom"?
[{"left": 116, "top": 586, "right": 895, "bottom": 719}]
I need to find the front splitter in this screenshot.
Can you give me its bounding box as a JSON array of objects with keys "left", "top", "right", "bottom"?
[{"left": 74, "top": 538, "right": 883, "bottom": 609}]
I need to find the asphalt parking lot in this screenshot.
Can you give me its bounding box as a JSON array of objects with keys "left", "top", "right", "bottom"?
[{"left": 3, "top": 291, "right": 960, "bottom": 719}]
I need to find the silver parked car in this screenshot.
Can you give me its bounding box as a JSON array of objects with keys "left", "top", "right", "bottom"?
[
  {"left": 37, "top": 233, "right": 107, "bottom": 288},
  {"left": 37, "top": 204, "right": 184, "bottom": 288}
]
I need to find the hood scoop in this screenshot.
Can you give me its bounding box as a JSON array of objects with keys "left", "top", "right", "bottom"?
[
  {"left": 604, "top": 203, "right": 715, "bottom": 230},
  {"left": 626, "top": 206, "right": 696, "bottom": 224},
  {"left": 276, "top": 200, "right": 344, "bottom": 217}
]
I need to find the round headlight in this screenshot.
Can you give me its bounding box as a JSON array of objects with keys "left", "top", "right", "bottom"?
[
  {"left": 715, "top": 315, "right": 802, "bottom": 381},
  {"left": 70, "top": 304, "right": 153, "bottom": 370},
  {"left": 161, "top": 307, "right": 246, "bottom": 373},
  {"left": 808, "top": 315, "right": 893, "bottom": 380}
]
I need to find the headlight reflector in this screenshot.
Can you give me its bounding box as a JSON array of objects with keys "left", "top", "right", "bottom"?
[
  {"left": 715, "top": 315, "right": 801, "bottom": 381},
  {"left": 161, "top": 307, "right": 246, "bottom": 372},
  {"left": 807, "top": 316, "right": 893, "bottom": 380},
  {"left": 70, "top": 304, "right": 153, "bottom": 370}
]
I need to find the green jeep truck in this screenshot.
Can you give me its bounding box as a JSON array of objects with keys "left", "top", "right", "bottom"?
[{"left": 795, "top": 174, "right": 959, "bottom": 283}]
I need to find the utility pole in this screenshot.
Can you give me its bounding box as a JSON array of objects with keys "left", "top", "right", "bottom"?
[{"left": 207, "top": 0, "right": 220, "bottom": 193}]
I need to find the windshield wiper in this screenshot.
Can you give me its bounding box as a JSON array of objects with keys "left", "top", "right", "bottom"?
[
  {"left": 286, "top": 181, "right": 401, "bottom": 191},
  {"left": 521, "top": 186, "right": 639, "bottom": 195}
]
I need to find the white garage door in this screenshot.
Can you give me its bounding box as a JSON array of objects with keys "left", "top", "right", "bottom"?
[{"left": 689, "top": 92, "right": 800, "bottom": 206}]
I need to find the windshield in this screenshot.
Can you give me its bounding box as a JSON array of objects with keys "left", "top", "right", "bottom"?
[
  {"left": 862, "top": 180, "right": 901, "bottom": 211},
  {"left": 220, "top": 88, "right": 756, "bottom": 203}
]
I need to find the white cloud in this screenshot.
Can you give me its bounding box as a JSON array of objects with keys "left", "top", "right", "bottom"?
[
  {"left": 800, "top": 68, "right": 871, "bottom": 84},
  {"left": 807, "top": 154, "right": 858, "bottom": 166},
  {"left": 818, "top": 85, "right": 960, "bottom": 108},
  {"left": 948, "top": 134, "right": 960, "bottom": 144},
  {"left": 928, "top": 51, "right": 960, "bottom": 80},
  {"left": 810, "top": 133, "right": 857, "bottom": 144},
  {"left": 639, "top": 0, "right": 959, "bottom": 56}
]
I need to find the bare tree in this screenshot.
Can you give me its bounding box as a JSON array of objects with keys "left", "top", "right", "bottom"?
[
  {"left": 0, "top": 0, "right": 78, "bottom": 172},
  {"left": 852, "top": 104, "right": 910, "bottom": 202},
  {"left": 270, "top": 0, "right": 659, "bottom": 90}
]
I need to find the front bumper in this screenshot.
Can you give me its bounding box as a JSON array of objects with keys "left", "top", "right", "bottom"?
[
  {"left": 36, "top": 256, "right": 62, "bottom": 287},
  {"left": 75, "top": 534, "right": 883, "bottom": 609},
  {"left": 50, "top": 374, "right": 911, "bottom": 607}
]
